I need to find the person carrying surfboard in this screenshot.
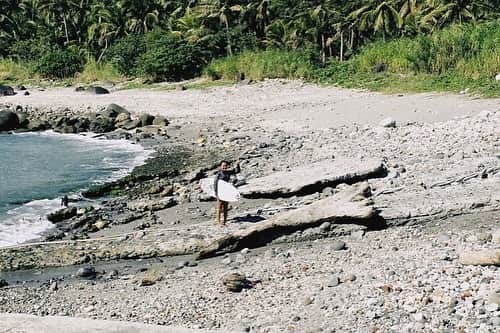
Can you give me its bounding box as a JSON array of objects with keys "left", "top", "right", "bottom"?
[{"left": 214, "top": 160, "right": 240, "bottom": 226}]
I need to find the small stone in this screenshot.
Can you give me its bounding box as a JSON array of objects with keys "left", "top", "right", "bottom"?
[
  {"left": 492, "top": 229, "right": 500, "bottom": 244},
  {"left": 303, "top": 296, "right": 314, "bottom": 305},
  {"left": 49, "top": 281, "right": 58, "bottom": 291},
  {"left": 379, "top": 117, "right": 396, "bottom": 128},
  {"left": 459, "top": 250, "right": 500, "bottom": 266},
  {"left": 331, "top": 241, "right": 346, "bottom": 251},
  {"left": 344, "top": 273, "right": 357, "bottom": 282},
  {"left": 351, "top": 230, "right": 365, "bottom": 240},
  {"left": 177, "top": 261, "right": 188, "bottom": 269},
  {"left": 327, "top": 276, "right": 340, "bottom": 287},
  {"left": 485, "top": 303, "right": 499, "bottom": 312},
  {"left": 240, "top": 248, "right": 250, "bottom": 255},
  {"left": 222, "top": 257, "right": 232, "bottom": 265},
  {"left": 413, "top": 313, "right": 426, "bottom": 323},
  {"left": 319, "top": 222, "right": 331, "bottom": 232},
  {"left": 0, "top": 279, "right": 8, "bottom": 288},
  {"left": 76, "top": 266, "right": 96, "bottom": 279}
]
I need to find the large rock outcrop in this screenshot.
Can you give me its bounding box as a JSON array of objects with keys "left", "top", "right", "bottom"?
[{"left": 239, "top": 158, "right": 386, "bottom": 198}]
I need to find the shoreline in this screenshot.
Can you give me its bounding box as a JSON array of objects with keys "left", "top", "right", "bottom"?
[
  {"left": 0, "top": 81, "right": 499, "bottom": 332},
  {"left": 0, "top": 129, "right": 154, "bottom": 247}
]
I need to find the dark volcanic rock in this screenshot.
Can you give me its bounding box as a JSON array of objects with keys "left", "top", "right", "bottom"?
[
  {"left": 118, "top": 119, "right": 141, "bottom": 130},
  {"left": 47, "top": 207, "right": 77, "bottom": 223},
  {"left": 76, "top": 266, "right": 96, "bottom": 278},
  {"left": 138, "top": 113, "right": 155, "bottom": 126},
  {"left": 27, "top": 119, "right": 50, "bottom": 131},
  {"left": 0, "top": 110, "right": 20, "bottom": 131},
  {"left": 15, "top": 112, "right": 29, "bottom": 128},
  {"left": 89, "top": 116, "right": 115, "bottom": 133},
  {"left": 0, "top": 85, "right": 15, "bottom": 96},
  {"left": 84, "top": 86, "right": 110, "bottom": 94},
  {"left": 103, "top": 103, "right": 130, "bottom": 119}
]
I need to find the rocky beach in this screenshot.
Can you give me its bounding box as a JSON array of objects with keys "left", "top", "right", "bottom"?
[{"left": 0, "top": 80, "right": 499, "bottom": 332}]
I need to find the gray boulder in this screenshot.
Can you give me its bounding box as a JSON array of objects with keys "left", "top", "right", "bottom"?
[
  {"left": 89, "top": 116, "right": 115, "bottom": 133},
  {"left": 27, "top": 119, "right": 50, "bottom": 131},
  {"left": 0, "top": 110, "right": 20, "bottom": 131},
  {"left": 76, "top": 266, "right": 96, "bottom": 278},
  {"left": 15, "top": 112, "right": 29, "bottom": 128},
  {"left": 152, "top": 116, "right": 169, "bottom": 127},
  {"left": 118, "top": 119, "right": 141, "bottom": 130},
  {"left": 85, "top": 86, "right": 109, "bottom": 94},
  {"left": 115, "top": 112, "right": 131, "bottom": 124},
  {"left": 74, "top": 117, "right": 90, "bottom": 132},
  {"left": 54, "top": 125, "right": 77, "bottom": 134},
  {"left": 102, "top": 103, "right": 130, "bottom": 119},
  {"left": 0, "top": 85, "right": 15, "bottom": 96},
  {"left": 138, "top": 113, "right": 155, "bottom": 126}
]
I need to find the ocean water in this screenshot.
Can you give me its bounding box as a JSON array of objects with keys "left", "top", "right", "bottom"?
[{"left": 0, "top": 131, "right": 151, "bottom": 247}]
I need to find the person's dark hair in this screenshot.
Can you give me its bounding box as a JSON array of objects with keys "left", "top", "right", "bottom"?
[{"left": 220, "top": 160, "right": 230, "bottom": 166}]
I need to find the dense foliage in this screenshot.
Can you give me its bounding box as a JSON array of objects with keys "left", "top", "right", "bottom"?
[
  {"left": 35, "top": 48, "right": 84, "bottom": 78},
  {"left": 0, "top": 0, "right": 499, "bottom": 80}
]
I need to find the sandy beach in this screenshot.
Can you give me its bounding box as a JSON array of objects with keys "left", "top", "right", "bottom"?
[{"left": 0, "top": 80, "right": 499, "bottom": 332}]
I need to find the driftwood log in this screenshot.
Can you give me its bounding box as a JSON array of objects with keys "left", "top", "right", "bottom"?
[{"left": 197, "top": 182, "right": 384, "bottom": 259}]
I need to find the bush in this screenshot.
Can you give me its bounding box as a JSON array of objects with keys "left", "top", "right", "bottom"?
[
  {"left": 9, "top": 36, "right": 55, "bottom": 62},
  {"left": 106, "top": 34, "right": 146, "bottom": 76},
  {"left": 137, "top": 32, "right": 204, "bottom": 82},
  {"left": 35, "top": 48, "right": 84, "bottom": 78}
]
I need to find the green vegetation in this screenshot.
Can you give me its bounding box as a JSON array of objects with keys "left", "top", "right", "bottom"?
[
  {"left": 205, "top": 49, "right": 317, "bottom": 80},
  {"left": 35, "top": 49, "right": 84, "bottom": 79},
  {"left": 0, "top": 1, "right": 499, "bottom": 96}
]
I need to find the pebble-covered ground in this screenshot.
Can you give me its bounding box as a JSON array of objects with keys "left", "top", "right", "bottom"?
[
  {"left": 1, "top": 81, "right": 499, "bottom": 332},
  {"left": 1, "top": 212, "right": 498, "bottom": 333}
]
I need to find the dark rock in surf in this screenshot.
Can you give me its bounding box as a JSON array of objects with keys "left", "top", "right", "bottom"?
[
  {"left": 47, "top": 207, "right": 77, "bottom": 223},
  {"left": 0, "top": 110, "right": 20, "bottom": 131}
]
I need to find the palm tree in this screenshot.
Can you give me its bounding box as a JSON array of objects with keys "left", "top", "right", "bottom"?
[
  {"left": 118, "top": 0, "right": 160, "bottom": 34},
  {"left": 421, "top": 0, "right": 494, "bottom": 30},
  {"left": 193, "top": 0, "right": 244, "bottom": 55},
  {"left": 348, "top": 0, "right": 403, "bottom": 40},
  {"left": 38, "top": 0, "right": 81, "bottom": 44}
]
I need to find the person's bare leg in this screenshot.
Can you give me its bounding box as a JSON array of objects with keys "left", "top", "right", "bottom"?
[
  {"left": 216, "top": 199, "right": 221, "bottom": 225},
  {"left": 222, "top": 202, "right": 228, "bottom": 225}
]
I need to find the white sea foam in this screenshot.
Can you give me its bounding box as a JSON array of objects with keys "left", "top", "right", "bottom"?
[
  {"left": 0, "top": 131, "right": 152, "bottom": 247},
  {"left": 0, "top": 199, "right": 59, "bottom": 247}
]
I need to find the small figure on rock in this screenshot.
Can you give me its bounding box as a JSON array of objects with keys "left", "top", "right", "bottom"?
[
  {"left": 61, "top": 195, "right": 69, "bottom": 207},
  {"left": 214, "top": 160, "right": 240, "bottom": 226}
]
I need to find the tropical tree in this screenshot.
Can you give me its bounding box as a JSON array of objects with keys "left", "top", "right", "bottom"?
[
  {"left": 421, "top": 0, "right": 494, "bottom": 30},
  {"left": 348, "top": 1, "right": 403, "bottom": 40}
]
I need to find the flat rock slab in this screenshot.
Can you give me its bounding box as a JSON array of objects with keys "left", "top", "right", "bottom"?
[
  {"left": 0, "top": 313, "right": 226, "bottom": 333},
  {"left": 239, "top": 158, "right": 385, "bottom": 198}
]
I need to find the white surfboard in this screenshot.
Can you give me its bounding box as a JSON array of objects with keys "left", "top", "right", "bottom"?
[{"left": 200, "top": 177, "right": 241, "bottom": 202}]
